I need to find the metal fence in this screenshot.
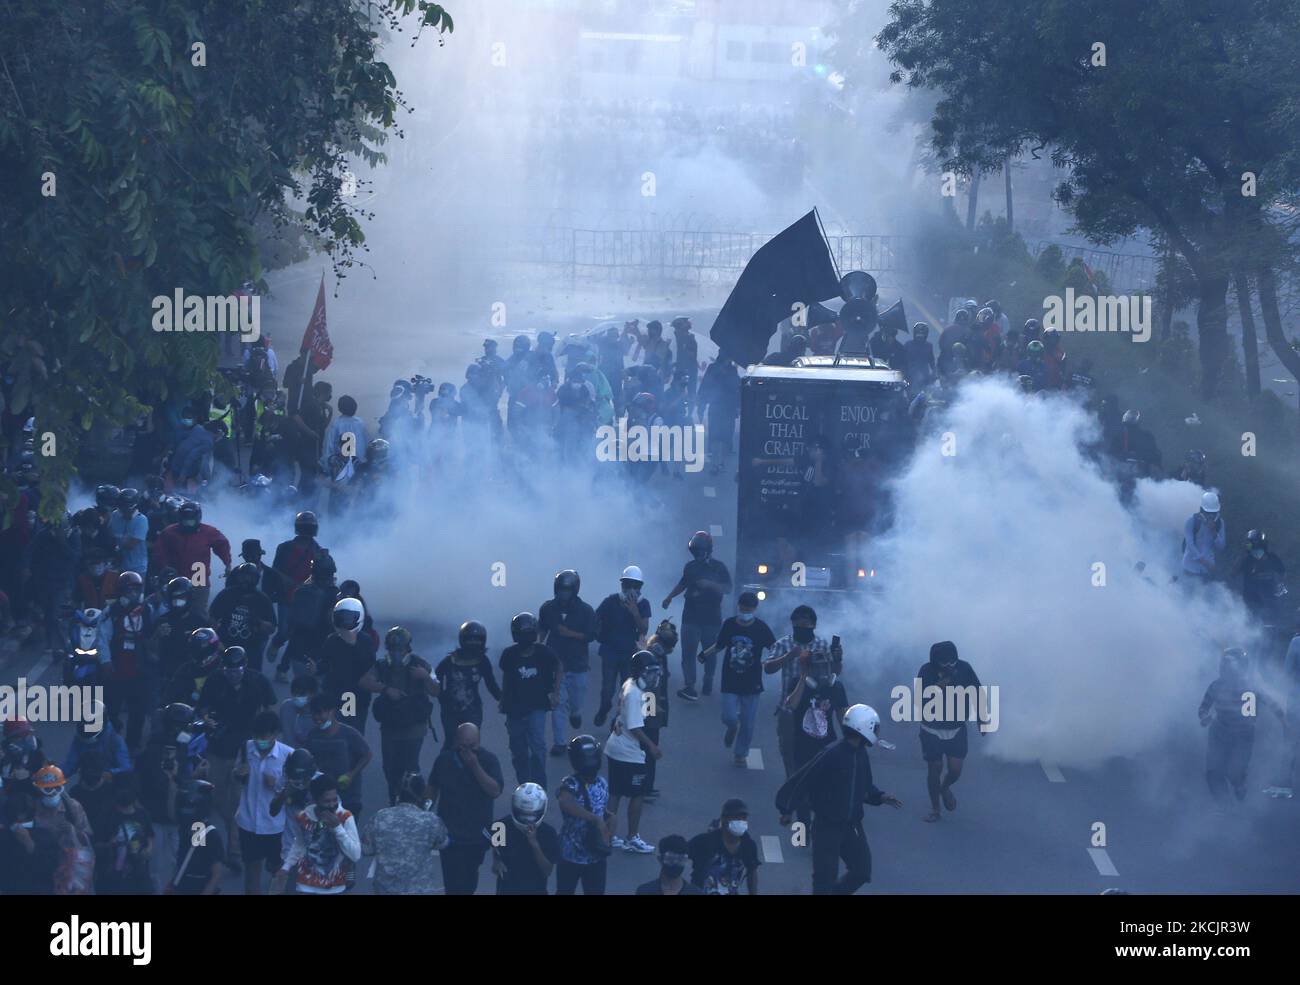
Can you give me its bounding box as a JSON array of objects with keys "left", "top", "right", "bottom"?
[{"left": 458, "top": 223, "right": 1157, "bottom": 293}]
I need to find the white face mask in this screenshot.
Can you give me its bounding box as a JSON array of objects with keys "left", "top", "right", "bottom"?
[
  {"left": 726, "top": 819, "right": 748, "bottom": 837},
  {"left": 41, "top": 790, "right": 63, "bottom": 808}
]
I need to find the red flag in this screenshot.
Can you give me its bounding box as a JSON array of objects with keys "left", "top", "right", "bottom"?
[{"left": 300, "top": 274, "right": 334, "bottom": 371}]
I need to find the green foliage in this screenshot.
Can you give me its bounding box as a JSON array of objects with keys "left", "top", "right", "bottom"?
[{"left": 0, "top": 0, "right": 452, "bottom": 521}]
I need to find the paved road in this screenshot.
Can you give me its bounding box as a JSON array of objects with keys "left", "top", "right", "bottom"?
[{"left": 8, "top": 453, "right": 1299, "bottom": 895}]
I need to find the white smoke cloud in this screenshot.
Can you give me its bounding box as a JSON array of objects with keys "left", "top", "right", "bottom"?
[{"left": 847, "top": 378, "right": 1257, "bottom": 770}]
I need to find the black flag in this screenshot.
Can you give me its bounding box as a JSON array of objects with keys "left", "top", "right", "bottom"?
[{"left": 710, "top": 210, "right": 841, "bottom": 366}]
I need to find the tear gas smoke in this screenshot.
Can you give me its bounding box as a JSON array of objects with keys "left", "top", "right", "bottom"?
[{"left": 845, "top": 378, "right": 1259, "bottom": 770}]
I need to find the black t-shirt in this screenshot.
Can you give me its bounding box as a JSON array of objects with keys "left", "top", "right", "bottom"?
[
  {"left": 792, "top": 680, "right": 849, "bottom": 751},
  {"left": 209, "top": 588, "right": 277, "bottom": 648},
  {"left": 493, "top": 817, "right": 560, "bottom": 895},
  {"left": 678, "top": 558, "right": 732, "bottom": 626},
  {"left": 716, "top": 617, "right": 776, "bottom": 695},
  {"left": 196, "top": 671, "right": 276, "bottom": 758},
  {"left": 915, "top": 660, "right": 983, "bottom": 729},
  {"left": 687, "top": 827, "right": 760, "bottom": 895},
  {"left": 538, "top": 597, "right": 597, "bottom": 672},
  {"left": 498, "top": 643, "right": 560, "bottom": 717},
  {"left": 635, "top": 877, "right": 704, "bottom": 895},
  {"left": 318, "top": 632, "right": 378, "bottom": 709},
  {"left": 434, "top": 653, "right": 501, "bottom": 726},
  {"left": 171, "top": 827, "right": 224, "bottom": 894},
  {"left": 430, "top": 746, "right": 503, "bottom": 844}
]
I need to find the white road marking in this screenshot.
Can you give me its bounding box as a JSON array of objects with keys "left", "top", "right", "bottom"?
[
  {"left": 1040, "top": 761, "right": 1065, "bottom": 783},
  {"left": 709, "top": 524, "right": 723, "bottom": 537},
  {"left": 746, "top": 748, "right": 764, "bottom": 770},
  {"left": 761, "top": 835, "right": 784, "bottom": 863},
  {"left": 368, "top": 859, "right": 377, "bottom": 879},
  {"left": 24, "top": 652, "right": 55, "bottom": 686},
  {"left": 703, "top": 486, "right": 716, "bottom": 498},
  {"left": 1088, "top": 848, "right": 1119, "bottom": 877}
]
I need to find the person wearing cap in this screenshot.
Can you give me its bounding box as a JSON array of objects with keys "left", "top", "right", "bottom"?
[
  {"left": 1183, "top": 491, "right": 1227, "bottom": 581},
  {"left": 775, "top": 704, "right": 902, "bottom": 895},
  {"left": 593, "top": 566, "right": 651, "bottom": 727},
  {"left": 917, "top": 641, "right": 988, "bottom": 823},
  {"left": 635, "top": 833, "right": 702, "bottom": 895},
  {"left": 687, "top": 798, "right": 760, "bottom": 894}
]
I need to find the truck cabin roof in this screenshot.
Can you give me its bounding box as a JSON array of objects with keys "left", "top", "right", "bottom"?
[{"left": 742, "top": 355, "right": 906, "bottom": 386}]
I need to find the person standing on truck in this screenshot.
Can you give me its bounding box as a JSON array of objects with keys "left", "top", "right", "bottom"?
[
  {"left": 663, "top": 531, "right": 732, "bottom": 702},
  {"left": 697, "top": 355, "right": 740, "bottom": 475}
]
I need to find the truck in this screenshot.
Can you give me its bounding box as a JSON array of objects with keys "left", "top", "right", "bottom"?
[{"left": 735, "top": 355, "right": 915, "bottom": 601}]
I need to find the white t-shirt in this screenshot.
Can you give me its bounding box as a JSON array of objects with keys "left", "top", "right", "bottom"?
[{"left": 604, "top": 679, "right": 647, "bottom": 764}]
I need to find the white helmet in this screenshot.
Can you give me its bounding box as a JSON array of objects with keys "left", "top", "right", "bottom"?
[
  {"left": 332, "top": 596, "right": 365, "bottom": 631},
  {"left": 621, "top": 565, "right": 644, "bottom": 583},
  {"left": 1201, "top": 491, "right": 1221, "bottom": 514},
  {"left": 511, "top": 782, "right": 547, "bottom": 825},
  {"left": 842, "top": 704, "right": 883, "bottom": 746}
]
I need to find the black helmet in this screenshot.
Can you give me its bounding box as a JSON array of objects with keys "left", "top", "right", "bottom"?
[
  {"left": 510, "top": 612, "right": 539, "bottom": 645},
  {"left": 95, "top": 484, "right": 121, "bottom": 510},
  {"left": 165, "top": 575, "right": 194, "bottom": 605},
  {"left": 1246, "top": 529, "right": 1267, "bottom": 551},
  {"left": 554, "top": 569, "right": 580, "bottom": 599},
  {"left": 284, "top": 747, "right": 317, "bottom": 788},
  {"left": 162, "top": 702, "right": 201, "bottom": 737},
  {"left": 230, "top": 562, "right": 260, "bottom": 590},
  {"left": 688, "top": 530, "right": 713, "bottom": 559},
  {"left": 221, "top": 646, "right": 247, "bottom": 670},
  {"left": 630, "top": 649, "right": 662, "bottom": 691},
  {"left": 568, "top": 734, "right": 602, "bottom": 776},
  {"left": 367, "top": 438, "right": 390, "bottom": 466},
  {"left": 117, "top": 487, "right": 141, "bottom": 511},
  {"left": 175, "top": 779, "right": 214, "bottom": 819},
  {"left": 912, "top": 322, "right": 929, "bottom": 340},
  {"left": 117, "top": 570, "right": 144, "bottom": 600},
  {"left": 177, "top": 501, "right": 202, "bottom": 528},
  {"left": 458, "top": 620, "right": 487, "bottom": 651},
  {"left": 188, "top": 628, "right": 223, "bottom": 669},
  {"left": 295, "top": 511, "right": 319, "bottom": 537}
]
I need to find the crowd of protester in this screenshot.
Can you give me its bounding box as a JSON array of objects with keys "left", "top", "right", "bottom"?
[{"left": 0, "top": 289, "right": 1296, "bottom": 895}]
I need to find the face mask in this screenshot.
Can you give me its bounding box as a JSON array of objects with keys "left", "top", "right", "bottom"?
[
  {"left": 316, "top": 719, "right": 332, "bottom": 731},
  {"left": 737, "top": 611, "right": 755, "bottom": 624},
  {"left": 727, "top": 819, "right": 748, "bottom": 837},
  {"left": 255, "top": 739, "right": 274, "bottom": 752},
  {"left": 173, "top": 599, "right": 187, "bottom": 609},
  {"left": 792, "top": 626, "right": 815, "bottom": 645},
  {"left": 292, "top": 696, "right": 308, "bottom": 708},
  {"left": 41, "top": 790, "right": 62, "bottom": 808},
  {"left": 623, "top": 588, "right": 641, "bottom": 603},
  {"left": 16, "top": 821, "right": 34, "bottom": 830},
  {"left": 556, "top": 590, "right": 573, "bottom": 602},
  {"left": 180, "top": 419, "right": 195, "bottom": 429},
  {"left": 661, "top": 862, "right": 686, "bottom": 878}
]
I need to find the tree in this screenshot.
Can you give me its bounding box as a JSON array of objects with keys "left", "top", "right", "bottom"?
[
  {"left": 0, "top": 0, "right": 453, "bottom": 522},
  {"left": 876, "top": 0, "right": 1300, "bottom": 401}
]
